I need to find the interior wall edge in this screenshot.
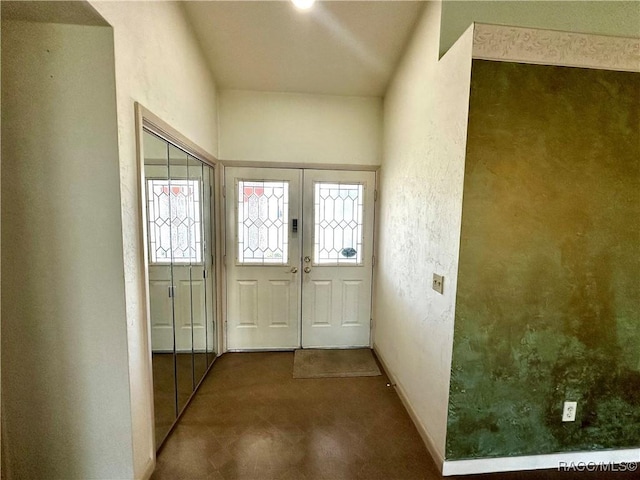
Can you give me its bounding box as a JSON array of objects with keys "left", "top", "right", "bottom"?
[
  {"left": 1, "top": 18, "right": 134, "bottom": 478},
  {"left": 373, "top": 344, "right": 445, "bottom": 471},
  {"left": 137, "top": 457, "right": 155, "bottom": 480},
  {"left": 133, "top": 103, "right": 157, "bottom": 476},
  {"left": 374, "top": 0, "right": 474, "bottom": 465},
  {"left": 87, "top": 2, "right": 221, "bottom": 476},
  {"left": 1, "top": 0, "right": 108, "bottom": 26}
]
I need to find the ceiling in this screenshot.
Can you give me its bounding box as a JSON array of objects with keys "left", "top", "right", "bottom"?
[{"left": 182, "top": 1, "right": 424, "bottom": 97}]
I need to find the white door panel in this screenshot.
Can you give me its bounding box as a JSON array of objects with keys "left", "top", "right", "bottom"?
[
  {"left": 149, "top": 269, "right": 174, "bottom": 352},
  {"left": 225, "top": 168, "right": 302, "bottom": 350},
  {"left": 301, "top": 170, "right": 375, "bottom": 348},
  {"left": 189, "top": 278, "right": 207, "bottom": 351},
  {"left": 173, "top": 267, "right": 193, "bottom": 353}
]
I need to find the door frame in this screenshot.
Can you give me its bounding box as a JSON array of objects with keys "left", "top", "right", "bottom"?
[{"left": 219, "top": 160, "right": 380, "bottom": 352}]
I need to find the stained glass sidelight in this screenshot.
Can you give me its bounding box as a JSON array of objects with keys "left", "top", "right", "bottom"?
[
  {"left": 237, "top": 180, "right": 289, "bottom": 264},
  {"left": 147, "top": 179, "right": 202, "bottom": 264},
  {"left": 314, "top": 182, "right": 364, "bottom": 265}
]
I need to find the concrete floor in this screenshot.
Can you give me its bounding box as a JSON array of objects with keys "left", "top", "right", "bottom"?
[{"left": 152, "top": 352, "right": 637, "bottom": 480}]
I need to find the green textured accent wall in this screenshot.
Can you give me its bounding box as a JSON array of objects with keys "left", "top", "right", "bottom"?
[{"left": 446, "top": 60, "right": 640, "bottom": 459}]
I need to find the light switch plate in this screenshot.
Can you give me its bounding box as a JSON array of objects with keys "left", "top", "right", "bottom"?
[{"left": 433, "top": 274, "right": 444, "bottom": 294}]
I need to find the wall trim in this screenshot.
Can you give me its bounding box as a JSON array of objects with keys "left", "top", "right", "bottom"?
[
  {"left": 372, "top": 345, "right": 445, "bottom": 473},
  {"left": 472, "top": 23, "right": 640, "bottom": 73},
  {"left": 443, "top": 448, "right": 640, "bottom": 476},
  {"left": 219, "top": 158, "right": 380, "bottom": 172}
]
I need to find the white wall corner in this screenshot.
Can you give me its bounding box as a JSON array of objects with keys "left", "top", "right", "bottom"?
[
  {"left": 443, "top": 22, "right": 476, "bottom": 62},
  {"left": 472, "top": 23, "right": 640, "bottom": 72},
  {"left": 374, "top": 0, "right": 474, "bottom": 473},
  {"left": 138, "top": 456, "right": 155, "bottom": 480},
  {"left": 373, "top": 345, "right": 445, "bottom": 472}
]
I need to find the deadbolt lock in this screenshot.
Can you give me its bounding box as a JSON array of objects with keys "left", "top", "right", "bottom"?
[{"left": 304, "top": 256, "right": 311, "bottom": 263}]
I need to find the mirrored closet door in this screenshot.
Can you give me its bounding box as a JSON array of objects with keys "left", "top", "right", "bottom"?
[{"left": 142, "top": 129, "right": 217, "bottom": 449}]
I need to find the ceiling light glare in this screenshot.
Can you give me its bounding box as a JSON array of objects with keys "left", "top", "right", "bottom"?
[{"left": 292, "top": 0, "right": 316, "bottom": 11}]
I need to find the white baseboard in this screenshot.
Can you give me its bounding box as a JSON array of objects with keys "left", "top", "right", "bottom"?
[
  {"left": 442, "top": 448, "right": 640, "bottom": 476},
  {"left": 372, "top": 344, "right": 445, "bottom": 472}
]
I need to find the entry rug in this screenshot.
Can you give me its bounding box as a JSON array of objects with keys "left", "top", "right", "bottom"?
[{"left": 293, "top": 348, "right": 381, "bottom": 379}]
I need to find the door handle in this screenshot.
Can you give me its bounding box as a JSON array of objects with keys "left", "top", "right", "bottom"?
[
  {"left": 304, "top": 266, "right": 311, "bottom": 273},
  {"left": 290, "top": 267, "right": 298, "bottom": 274}
]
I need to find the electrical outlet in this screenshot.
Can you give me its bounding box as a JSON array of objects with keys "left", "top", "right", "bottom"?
[
  {"left": 432, "top": 274, "right": 444, "bottom": 294},
  {"left": 562, "top": 401, "right": 577, "bottom": 422}
]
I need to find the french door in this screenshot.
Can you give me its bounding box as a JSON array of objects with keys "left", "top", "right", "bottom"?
[{"left": 225, "top": 167, "right": 376, "bottom": 350}]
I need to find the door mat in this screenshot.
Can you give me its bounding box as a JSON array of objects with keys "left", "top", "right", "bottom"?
[{"left": 293, "top": 348, "right": 381, "bottom": 379}]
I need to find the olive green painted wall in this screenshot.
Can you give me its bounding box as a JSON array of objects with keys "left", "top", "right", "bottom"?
[{"left": 447, "top": 60, "right": 640, "bottom": 460}]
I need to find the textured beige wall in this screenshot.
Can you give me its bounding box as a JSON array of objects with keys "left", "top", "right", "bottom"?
[
  {"left": 89, "top": 2, "right": 220, "bottom": 477},
  {"left": 373, "top": 1, "right": 473, "bottom": 463},
  {"left": 1, "top": 20, "right": 132, "bottom": 478},
  {"left": 219, "top": 90, "right": 382, "bottom": 165},
  {"left": 440, "top": 1, "right": 640, "bottom": 57}
]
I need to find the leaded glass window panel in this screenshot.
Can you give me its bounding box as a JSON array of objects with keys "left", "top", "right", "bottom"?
[
  {"left": 314, "top": 182, "right": 364, "bottom": 265},
  {"left": 237, "top": 180, "right": 289, "bottom": 264},
  {"left": 147, "top": 179, "right": 202, "bottom": 264}
]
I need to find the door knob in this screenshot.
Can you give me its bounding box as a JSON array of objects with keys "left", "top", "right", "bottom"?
[
  {"left": 304, "top": 266, "right": 311, "bottom": 273},
  {"left": 304, "top": 256, "right": 311, "bottom": 263},
  {"left": 290, "top": 267, "right": 298, "bottom": 274}
]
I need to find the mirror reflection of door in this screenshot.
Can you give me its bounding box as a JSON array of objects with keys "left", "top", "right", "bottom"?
[{"left": 142, "top": 128, "right": 217, "bottom": 449}]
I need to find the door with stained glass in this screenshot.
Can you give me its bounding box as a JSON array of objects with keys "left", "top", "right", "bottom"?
[
  {"left": 225, "top": 168, "right": 302, "bottom": 350},
  {"left": 301, "top": 170, "right": 376, "bottom": 348},
  {"left": 224, "top": 167, "right": 375, "bottom": 350}
]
